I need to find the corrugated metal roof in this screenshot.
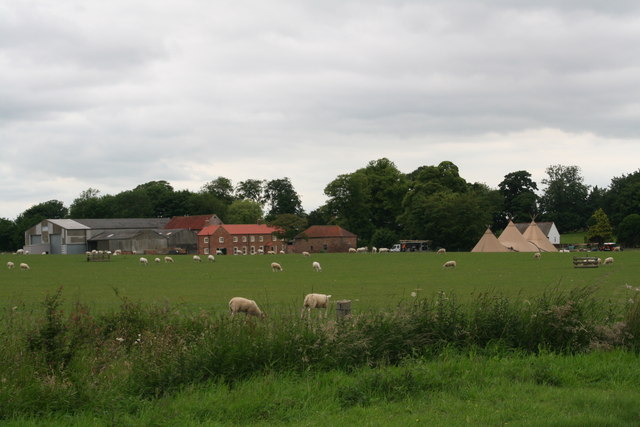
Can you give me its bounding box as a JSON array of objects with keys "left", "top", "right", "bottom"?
[
  {"left": 89, "top": 229, "right": 166, "bottom": 241},
  {"left": 48, "top": 219, "right": 90, "bottom": 230},
  {"left": 74, "top": 218, "right": 170, "bottom": 229},
  {"left": 295, "top": 225, "right": 356, "bottom": 238},
  {"left": 198, "top": 224, "right": 281, "bottom": 236}
]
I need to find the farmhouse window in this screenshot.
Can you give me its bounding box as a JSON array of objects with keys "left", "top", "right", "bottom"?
[
  {"left": 242, "top": 236, "right": 247, "bottom": 243},
  {"left": 250, "top": 236, "right": 255, "bottom": 242},
  {"left": 259, "top": 236, "right": 264, "bottom": 242},
  {"left": 219, "top": 237, "right": 224, "bottom": 243},
  {"left": 204, "top": 237, "right": 209, "bottom": 244},
  {"left": 233, "top": 236, "right": 238, "bottom": 243},
  {"left": 242, "top": 246, "right": 247, "bottom": 255},
  {"left": 204, "top": 248, "right": 209, "bottom": 254},
  {"left": 250, "top": 246, "right": 255, "bottom": 254}
]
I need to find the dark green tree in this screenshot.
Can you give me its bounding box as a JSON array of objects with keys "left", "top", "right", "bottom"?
[
  {"left": 0, "top": 218, "right": 18, "bottom": 251},
  {"left": 235, "top": 179, "right": 265, "bottom": 205},
  {"left": 324, "top": 172, "right": 373, "bottom": 244},
  {"left": 498, "top": 171, "right": 539, "bottom": 226},
  {"left": 227, "top": 199, "right": 263, "bottom": 224},
  {"left": 69, "top": 188, "right": 110, "bottom": 218},
  {"left": 370, "top": 228, "right": 398, "bottom": 249},
  {"left": 201, "top": 177, "right": 235, "bottom": 205},
  {"left": 263, "top": 178, "right": 304, "bottom": 220},
  {"left": 616, "top": 214, "right": 640, "bottom": 247},
  {"left": 538, "top": 165, "right": 590, "bottom": 232},
  {"left": 603, "top": 170, "right": 640, "bottom": 228},
  {"left": 585, "top": 208, "right": 613, "bottom": 245},
  {"left": 110, "top": 190, "right": 154, "bottom": 218}
]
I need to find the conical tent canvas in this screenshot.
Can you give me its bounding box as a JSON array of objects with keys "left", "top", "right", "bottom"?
[
  {"left": 471, "top": 228, "right": 510, "bottom": 252},
  {"left": 522, "top": 221, "right": 558, "bottom": 252},
  {"left": 498, "top": 220, "right": 539, "bottom": 252}
]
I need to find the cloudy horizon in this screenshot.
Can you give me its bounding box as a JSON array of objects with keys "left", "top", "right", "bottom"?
[{"left": 2, "top": 1, "right": 640, "bottom": 220}]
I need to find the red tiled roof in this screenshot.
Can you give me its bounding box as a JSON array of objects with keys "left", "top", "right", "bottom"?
[
  {"left": 296, "top": 225, "right": 356, "bottom": 238},
  {"left": 198, "top": 224, "right": 281, "bottom": 236},
  {"left": 165, "top": 215, "right": 221, "bottom": 230}
]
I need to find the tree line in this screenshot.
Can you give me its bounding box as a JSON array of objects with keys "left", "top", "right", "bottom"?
[{"left": 1, "top": 159, "right": 640, "bottom": 251}]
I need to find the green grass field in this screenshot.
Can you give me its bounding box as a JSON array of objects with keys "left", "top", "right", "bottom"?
[{"left": 1, "top": 251, "right": 636, "bottom": 314}]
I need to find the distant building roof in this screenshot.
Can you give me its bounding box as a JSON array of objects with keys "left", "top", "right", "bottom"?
[
  {"left": 164, "top": 214, "right": 222, "bottom": 230},
  {"left": 48, "top": 219, "right": 90, "bottom": 230},
  {"left": 74, "top": 218, "right": 170, "bottom": 229},
  {"left": 198, "top": 224, "right": 282, "bottom": 236},
  {"left": 295, "top": 225, "right": 356, "bottom": 239},
  {"left": 88, "top": 229, "right": 165, "bottom": 241}
]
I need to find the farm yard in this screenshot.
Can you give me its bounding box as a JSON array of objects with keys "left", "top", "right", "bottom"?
[{"left": 2, "top": 251, "right": 640, "bottom": 425}]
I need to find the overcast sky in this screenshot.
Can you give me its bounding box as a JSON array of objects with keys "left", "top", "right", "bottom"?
[{"left": 2, "top": 1, "right": 640, "bottom": 220}]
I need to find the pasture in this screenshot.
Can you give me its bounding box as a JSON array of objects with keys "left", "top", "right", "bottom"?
[{"left": 1, "top": 251, "right": 637, "bottom": 314}]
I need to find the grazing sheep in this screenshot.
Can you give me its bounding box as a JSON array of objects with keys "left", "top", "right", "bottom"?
[
  {"left": 229, "top": 297, "right": 265, "bottom": 318},
  {"left": 164, "top": 256, "right": 174, "bottom": 263},
  {"left": 19, "top": 262, "right": 30, "bottom": 270},
  {"left": 16, "top": 249, "right": 24, "bottom": 255},
  {"left": 371, "top": 247, "right": 377, "bottom": 253},
  {"left": 378, "top": 247, "right": 389, "bottom": 253},
  {"left": 267, "top": 250, "right": 276, "bottom": 255},
  {"left": 207, "top": 254, "right": 215, "bottom": 262},
  {"left": 154, "top": 257, "right": 161, "bottom": 263},
  {"left": 216, "top": 249, "right": 223, "bottom": 255},
  {"left": 7, "top": 261, "right": 15, "bottom": 269},
  {"left": 139, "top": 257, "right": 149, "bottom": 266},
  {"left": 437, "top": 248, "right": 446, "bottom": 254},
  {"left": 302, "top": 251, "right": 310, "bottom": 257},
  {"left": 301, "top": 293, "right": 332, "bottom": 318},
  {"left": 533, "top": 252, "right": 541, "bottom": 259},
  {"left": 348, "top": 247, "right": 357, "bottom": 253},
  {"left": 271, "top": 262, "right": 283, "bottom": 272},
  {"left": 604, "top": 257, "right": 614, "bottom": 265},
  {"left": 442, "top": 260, "right": 457, "bottom": 269},
  {"left": 597, "top": 257, "right": 602, "bottom": 265},
  {"left": 357, "top": 247, "right": 368, "bottom": 253},
  {"left": 312, "top": 261, "right": 322, "bottom": 272},
  {"left": 193, "top": 255, "right": 202, "bottom": 262}
]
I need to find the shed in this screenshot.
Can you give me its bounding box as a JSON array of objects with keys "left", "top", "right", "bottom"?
[{"left": 292, "top": 225, "right": 357, "bottom": 253}]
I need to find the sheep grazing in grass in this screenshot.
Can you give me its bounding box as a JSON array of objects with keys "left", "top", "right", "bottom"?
[
  {"left": 604, "top": 257, "right": 614, "bottom": 265},
  {"left": 357, "top": 247, "right": 368, "bottom": 253},
  {"left": 193, "top": 255, "right": 202, "bottom": 262},
  {"left": 533, "top": 252, "right": 541, "bottom": 259},
  {"left": 154, "top": 257, "right": 161, "bottom": 263},
  {"left": 267, "top": 250, "right": 276, "bottom": 255},
  {"left": 16, "top": 249, "right": 24, "bottom": 255},
  {"left": 164, "top": 256, "right": 174, "bottom": 263},
  {"left": 301, "top": 293, "right": 332, "bottom": 318},
  {"left": 312, "top": 261, "right": 322, "bottom": 272},
  {"left": 437, "top": 248, "right": 446, "bottom": 254},
  {"left": 442, "top": 260, "right": 456, "bottom": 269},
  {"left": 20, "top": 263, "right": 30, "bottom": 270},
  {"left": 216, "top": 249, "right": 223, "bottom": 255},
  {"left": 271, "top": 262, "right": 283, "bottom": 272},
  {"left": 378, "top": 248, "right": 389, "bottom": 253},
  {"left": 597, "top": 257, "right": 603, "bottom": 265},
  {"left": 229, "top": 297, "right": 266, "bottom": 318},
  {"left": 302, "top": 251, "right": 310, "bottom": 257},
  {"left": 207, "top": 254, "right": 215, "bottom": 262},
  {"left": 139, "top": 257, "right": 148, "bottom": 266},
  {"left": 348, "top": 248, "right": 357, "bottom": 253},
  {"left": 279, "top": 250, "right": 286, "bottom": 254},
  {"left": 7, "top": 261, "right": 15, "bottom": 269}
]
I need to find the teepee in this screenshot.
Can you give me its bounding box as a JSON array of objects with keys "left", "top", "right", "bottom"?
[
  {"left": 522, "top": 220, "right": 558, "bottom": 252},
  {"left": 471, "top": 228, "right": 510, "bottom": 252},
  {"left": 498, "top": 220, "right": 539, "bottom": 252}
]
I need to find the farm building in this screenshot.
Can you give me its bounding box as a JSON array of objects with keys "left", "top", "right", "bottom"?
[
  {"left": 23, "top": 218, "right": 170, "bottom": 255},
  {"left": 514, "top": 221, "right": 560, "bottom": 245},
  {"left": 163, "top": 214, "right": 223, "bottom": 231},
  {"left": 292, "top": 225, "right": 357, "bottom": 253},
  {"left": 198, "top": 224, "right": 285, "bottom": 255}
]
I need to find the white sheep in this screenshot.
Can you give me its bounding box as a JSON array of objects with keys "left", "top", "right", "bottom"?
[
  {"left": 301, "top": 293, "right": 332, "bottom": 318},
  {"left": 437, "top": 248, "right": 446, "bottom": 254},
  {"left": 164, "top": 256, "right": 174, "bottom": 263},
  {"left": 271, "top": 262, "right": 283, "bottom": 272},
  {"left": 20, "top": 262, "right": 30, "bottom": 270},
  {"left": 154, "top": 257, "right": 161, "bottom": 263},
  {"left": 229, "top": 297, "right": 266, "bottom": 318},
  {"left": 16, "top": 249, "right": 24, "bottom": 255},
  {"left": 139, "top": 257, "right": 148, "bottom": 266},
  {"left": 533, "top": 252, "right": 541, "bottom": 259},
  {"left": 279, "top": 250, "right": 285, "bottom": 254},
  {"left": 312, "top": 261, "right": 322, "bottom": 272},
  {"left": 302, "top": 251, "right": 310, "bottom": 257},
  {"left": 356, "top": 247, "right": 368, "bottom": 253},
  {"left": 193, "top": 255, "right": 202, "bottom": 262},
  {"left": 597, "top": 257, "right": 602, "bottom": 265},
  {"left": 267, "top": 250, "right": 276, "bottom": 255},
  {"left": 443, "top": 260, "right": 457, "bottom": 269},
  {"left": 7, "top": 261, "right": 15, "bottom": 269},
  {"left": 207, "top": 254, "right": 215, "bottom": 262},
  {"left": 378, "top": 248, "right": 389, "bottom": 253},
  {"left": 348, "top": 248, "right": 357, "bottom": 253},
  {"left": 604, "top": 257, "right": 614, "bottom": 265}
]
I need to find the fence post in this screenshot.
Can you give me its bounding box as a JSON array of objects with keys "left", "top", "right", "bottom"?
[{"left": 336, "top": 299, "right": 351, "bottom": 321}]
